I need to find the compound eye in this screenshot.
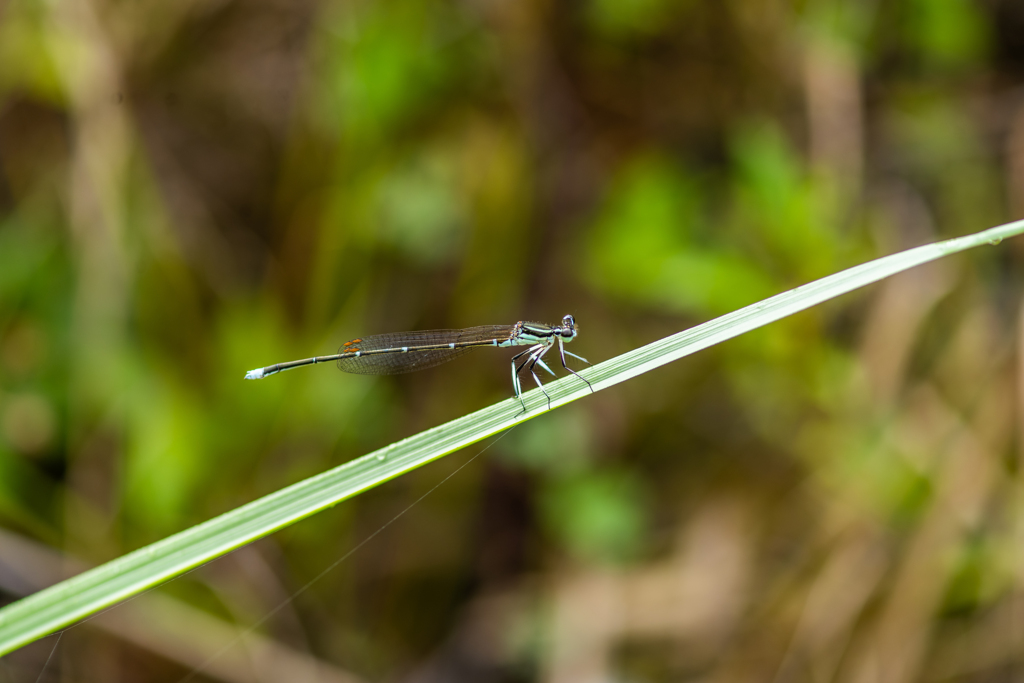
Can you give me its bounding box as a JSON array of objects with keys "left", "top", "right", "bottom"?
[{"left": 562, "top": 314, "right": 575, "bottom": 327}]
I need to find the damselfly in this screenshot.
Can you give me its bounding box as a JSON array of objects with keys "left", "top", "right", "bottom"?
[{"left": 244, "top": 314, "right": 594, "bottom": 411}]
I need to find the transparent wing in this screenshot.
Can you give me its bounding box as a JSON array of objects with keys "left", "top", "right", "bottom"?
[{"left": 336, "top": 325, "right": 512, "bottom": 375}]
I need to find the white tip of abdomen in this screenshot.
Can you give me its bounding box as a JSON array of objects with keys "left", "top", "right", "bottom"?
[{"left": 245, "top": 368, "right": 266, "bottom": 380}]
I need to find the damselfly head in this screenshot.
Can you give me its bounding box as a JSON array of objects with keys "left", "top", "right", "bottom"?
[{"left": 560, "top": 314, "right": 577, "bottom": 338}]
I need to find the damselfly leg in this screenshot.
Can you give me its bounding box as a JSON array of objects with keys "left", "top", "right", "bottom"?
[
  {"left": 558, "top": 338, "right": 594, "bottom": 394},
  {"left": 525, "top": 343, "right": 554, "bottom": 411},
  {"left": 510, "top": 336, "right": 593, "bottom": 414},
  {"left": 510, "top": 346, "right": 538, "bottom": 413}
]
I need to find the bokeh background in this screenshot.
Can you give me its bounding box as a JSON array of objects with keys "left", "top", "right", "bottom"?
[{"left": 2, "top": 0, "right": 1024, "bottom": 680}]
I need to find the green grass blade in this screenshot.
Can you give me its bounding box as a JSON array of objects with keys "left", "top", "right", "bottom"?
[{"left": 0, "top": 219, "right": 1021, "bottom": 654}]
